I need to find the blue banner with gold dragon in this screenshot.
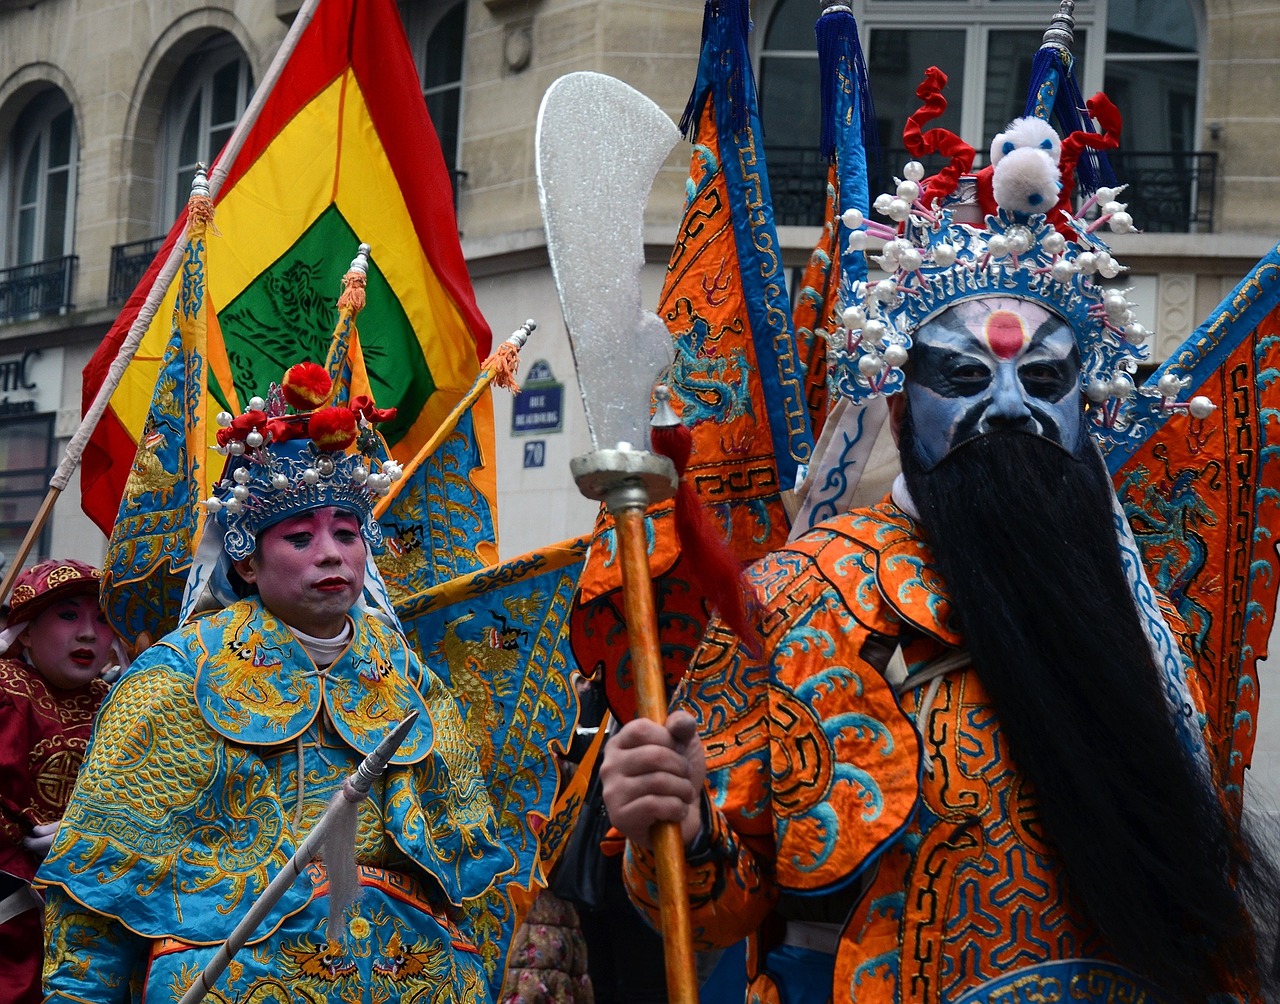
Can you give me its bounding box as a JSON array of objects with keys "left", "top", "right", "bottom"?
[{"left": 394, "top": 535, "right": 588, "bottom": 992}]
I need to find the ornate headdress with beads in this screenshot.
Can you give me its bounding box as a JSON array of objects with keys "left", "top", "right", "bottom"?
[
  {"left": 202, "top": 362, "right": 402, "bottom": 560},
  {"left": 826, "top": 69, "right": 1214, "bottom": 444}
]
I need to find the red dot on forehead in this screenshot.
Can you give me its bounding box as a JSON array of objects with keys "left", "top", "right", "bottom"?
[{"left": 984, "top": 310, "right": 1028, "bottom": 360}]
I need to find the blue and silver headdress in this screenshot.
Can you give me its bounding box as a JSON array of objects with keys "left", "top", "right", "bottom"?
[
  {"left": 827, "top": 70, "right": 1214, "bottom": 448},
  {"left": 200, "top": 362, "right": 403, "bottom": 561}
]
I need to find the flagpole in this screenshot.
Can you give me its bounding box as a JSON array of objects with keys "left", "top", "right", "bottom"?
[
  {"left": 371, "top": 320, "right": 535, "bottom": 521},
  {"left": 0, "top": 0, "right": 325, "bottom": 601}
]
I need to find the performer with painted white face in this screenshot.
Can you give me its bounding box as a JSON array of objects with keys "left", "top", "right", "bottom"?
[
  {"left": 597, "top": 74, "right": 1278, "bottom": 1004},
  {"left": 38, "top": 363, "right": 515, "bottom": 1004}
]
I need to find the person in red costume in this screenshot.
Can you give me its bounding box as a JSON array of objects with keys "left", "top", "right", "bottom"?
[{"left": 0, "top": 559, "right": 118, "bottom": 1004}]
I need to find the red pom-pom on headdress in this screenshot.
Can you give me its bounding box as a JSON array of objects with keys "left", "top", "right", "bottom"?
[
  {"left": 307, "top": 407, "right": 359, "bottom": 451},
  {"left": 282, "top": 362, "right": 332, "bottom": 410}
]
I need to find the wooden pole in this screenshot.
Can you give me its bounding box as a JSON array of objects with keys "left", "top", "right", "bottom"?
[
  {"left": 0, "top": 487, "right": 62, "bottom": 601},
  {"left": 612, "top": 502, "right": 699, "bottom": 1004}
]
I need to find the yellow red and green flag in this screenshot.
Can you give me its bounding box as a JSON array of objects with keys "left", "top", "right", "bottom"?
[{"left": 81, "top": 0, "right": 494, "bottom": 538}]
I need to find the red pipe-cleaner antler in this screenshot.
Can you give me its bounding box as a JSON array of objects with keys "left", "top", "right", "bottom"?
[
  {"left": 1051, "top": 93, "right": 1123, "bottom": 236},
  {"left": 902, "top": 67, "right": 975, "bottom": 208}
]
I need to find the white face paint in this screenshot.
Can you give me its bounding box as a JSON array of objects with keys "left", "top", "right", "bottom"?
[{"left": 904, "top": 297, "right": 1083, "bottom": 469}]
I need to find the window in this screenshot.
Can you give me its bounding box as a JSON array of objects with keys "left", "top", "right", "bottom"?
[
  {"left": 400, "top": 0, "right": 466, "bottom": 186},
  {"left": 757, "top": 0, "right": 1206, "bottom": 229},
  {"left": 0, "top": 413, "right": 55, "bottom": 567},
  {"left": 5, "top": 92, "right": 77, "bottom": 268},
  {"left": 160, "top": 39, "right": 252, "bottom": 222}
]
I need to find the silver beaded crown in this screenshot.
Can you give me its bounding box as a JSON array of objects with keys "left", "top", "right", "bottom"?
[{"left": 201, "top": 378, "right": 403, "bottom": 561}]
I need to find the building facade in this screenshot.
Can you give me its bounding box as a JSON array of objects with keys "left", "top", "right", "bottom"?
[{"left": 3, "top": 0, "right": 1280, "bottom": 801}]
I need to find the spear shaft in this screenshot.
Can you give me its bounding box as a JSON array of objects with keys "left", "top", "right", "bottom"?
[{"left": 176, "top": 711, "right": 418, "bottom": 1004}]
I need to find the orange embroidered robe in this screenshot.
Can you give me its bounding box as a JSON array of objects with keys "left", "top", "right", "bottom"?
[{"left": 625, "top": 502, "right": 1201, "bottom": 1004}]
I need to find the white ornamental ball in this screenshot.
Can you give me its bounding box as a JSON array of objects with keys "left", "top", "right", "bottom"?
[
  {"left": 841, "top": 208, "right": 865, "bottom": 229},
  {"left": 1157, "top": 373, "right": 1184, "bottom": 397},
  {"left": 1108, "top": 211, "right": 1134, "bottom": 235},
  {"left": 1104, "top": 290, "right": 1129, "bottom": 317},
  {"left": 204, "top": 497, "right": 223, "bottom": 513},
  {"left": 215, "top": 444, "right": 229, "bottom": 456},
  {"left": 933, "top": 243, "right": 957, "bottom": 267},
  {"left": 858, "top": 353, "right": 884, "bottom": 377},
  {"left": 316, "top": 456, "right": 336, "bottom": 476},
  {"left": 1051, "top": 259, "right": 1076, "bottom": 283},
  {"left": 1111, "top": 373, "right": 1135, "bottom": 399},
  {"left": 1102, "top": 201, "right": 1126, "bottom": 217},
  {"left": 887, "top": 197, "right": 912, "bottom": 222},
  {"left": 232, "top": 484, "right": 250, "bottom": 501},
  {"left": 248, "top": 396, "right": 267, "bottom": 412},
  {"left": 302, "top": 468, "right": 320, "bottom": 485},
  {"left": 899, "top": 248, "right": 924, "bottom": 272},
  {"left": 385, "top": 462, "right": 403, "bottom": 480},
  {"left": 896, "top": 179, "right": 921, "bottom": 203},
  {"left": 883, "top": 344, "right": 909, "bottom": 367},
  {"left": 352, "top": 465, "right": 369, "bottom": 484},
  {"left": 271, "top": 473, "right": 290, "bottom": 490},
  {"left": 1075, "top": 251, "right": 1098, "bottom": 274},
  {"left": 879, "top": 242, "right": 902, "bottom": 265},
  {"left": 1094, "top": 187, "right": 1119, "bottom": 205},
  {"left": 1098, "top": 258, "right": 1122, "bottom": 280},
  {"left": 873, "top": 193, "right": 894, "bottom": 214},
  {"left": 1124, "top": 321, "right": 1148, "bottom": 345},
  {"left": 903, "top": 161, "right": 925, "bottom": 182},
  {"left": 1041, "top": 231, "right": 1067, "bottom": 256},
  {"left": 987, "top": 234, "right": 1010, "bottom": 258},
  {"left": 872, "top": 282, "right": 899, "bottom": 305},
  {"left": 1189, "top": 396, "right": 1215, "bottom": 419},
  {"left": 216, "top": 411, "right": 233, "bottom": 428},
  {"left": 245, "top": 429, "right": 264, "bottom": 448},
  {"left": 847, "top": 231, "right": 868, "bottom": 252},
  {"left": 1006, "top": 227, "right": 1033, "bottom": 256},
  {"left": 1086, "top": 378, "right": 1112, "bottom": 403},
  {"left": 225, "top": 498, "right": 244, "bottom": 515},
  {"left": 233, "top": 467, "right": 251, "bottom": 484},
  {"left": 841, "top": 305, "right": 866, "bottom": 329},
  {"left": 863, "top": 318, "right": 888, "bottom": 341},
  {"left": 227, "top": 440, "right": 246, "bottom": 456}
]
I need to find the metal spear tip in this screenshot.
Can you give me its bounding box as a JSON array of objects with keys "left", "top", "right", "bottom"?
[
  {"left": 1040, "top": 0, "right": 1076, "bottom": 50},
  {"left": 508, "top": 319, "right": 537, "bottom": 348},
  {"left": 651, "top": 385, "right": 680, "bottom": 429},
  {"left": 191, "top": 164, "right": 210, "bottom": 198},
  {"left": 348, "top": 243, "right": 371, "bottom": 275},
  {"left": 348, "top": 711, "right": 420, "bottom": 796}
]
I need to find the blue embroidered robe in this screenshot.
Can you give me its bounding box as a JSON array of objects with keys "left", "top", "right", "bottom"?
[{"left": 38, "top": 597, "right": 514, "bottom": 1003}]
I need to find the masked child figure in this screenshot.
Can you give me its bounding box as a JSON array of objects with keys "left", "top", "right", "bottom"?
[
  {"left": 39, "top": 364, "right": 516, "bottom": 1003},
  {"left": 0, "top": 560, "right": 117, "bottom": 1004}
]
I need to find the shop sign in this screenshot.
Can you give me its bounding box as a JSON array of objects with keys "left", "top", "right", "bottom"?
[{"left": 0, "top": 348, "right": 62, "bottom": 418}]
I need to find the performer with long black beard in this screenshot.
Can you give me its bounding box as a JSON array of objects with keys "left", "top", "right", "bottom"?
[
  {"left": 597, "top": 94, "right": 1280, "bottom": 1002},
  {"left": 894, "top": 295, "right": 1272, "bottom": 1000}
]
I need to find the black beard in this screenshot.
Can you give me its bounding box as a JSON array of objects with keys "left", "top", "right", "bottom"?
[{"left": 899, "top": 414, "right": 1269, "bottom": 1000}]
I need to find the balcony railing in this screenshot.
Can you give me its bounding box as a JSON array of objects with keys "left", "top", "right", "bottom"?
[
  {"left": 109, "top": 235, "right": 167, "bottom": 304},
  {"left": 0, "top": 256, "right": 77, "bottom": 323},
  {"left": 768, "top": 146, "right": 1218, "bottom": 235}
]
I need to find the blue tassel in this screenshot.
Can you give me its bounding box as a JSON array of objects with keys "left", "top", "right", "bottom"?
[
  {"left": 678, "top": 0, "right": 716, "bottom": 139},
  {"left": 678, "top": 0, "right": 754, "bottom": 141},
  {"left": 817, "top": 10, "right": 844, "bottom": 161},
  {"left": 1022, "top": 46, "right": 1116, "bottom": 194},
  {"left": 816, "top": 9, "right": 878, "bottom": 173}
]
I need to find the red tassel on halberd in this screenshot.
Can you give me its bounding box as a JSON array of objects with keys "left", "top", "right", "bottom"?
[{"left": 650, "top": 419, "right": 760, "bottom": 656}]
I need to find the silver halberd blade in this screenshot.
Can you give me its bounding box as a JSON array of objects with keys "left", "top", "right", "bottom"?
[{"left": 536, "top": 71, "right": 679, "bottom": 452}]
